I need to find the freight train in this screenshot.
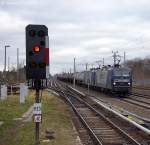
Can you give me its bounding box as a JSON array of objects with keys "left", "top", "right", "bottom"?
[{"left": 57, "top": 65, "right": 132, "bottom": 96}]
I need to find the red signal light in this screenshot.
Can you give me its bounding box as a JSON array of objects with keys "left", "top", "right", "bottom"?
[{"left": 33, "top": 45, "right": 40, "bottom": 53}]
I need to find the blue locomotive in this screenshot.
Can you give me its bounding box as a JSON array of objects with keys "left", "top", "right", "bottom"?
[
  {"left": 57, "top": 65, "right": 132, "bottom": 96},
  {"left": 94, "top": 66, "right": 132, "bottom": 95}
]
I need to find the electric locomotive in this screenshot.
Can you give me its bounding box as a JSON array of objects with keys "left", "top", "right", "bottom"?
[{"left": 96, "top": 65, "right": 132, "bottom": 95}]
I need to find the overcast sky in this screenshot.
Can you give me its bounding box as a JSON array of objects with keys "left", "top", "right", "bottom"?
[{"left": 1, "top": 0, "right": 150, "bottom": 74}]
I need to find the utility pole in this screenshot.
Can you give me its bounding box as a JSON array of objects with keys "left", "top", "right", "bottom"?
[
  {"left": 73, "top": 58, "right": 76, "bottom": 88},
  {"left": 4, "top": 45, "right": 10, "bottom": 72},
  {"left": 103, "top": 58, "right": 104, "bottom": 66},
  {"left": 112, "top": 51, "right": 117, "bottom": 66},
  {"left": 4, "top": 46, "right": 6, "bottom": 72},
  {"left": 124, "top": 51, "right": 126, "bottom": 66},
  {"left": 17, "top": 48, "right": 19, "bottom": 83},
  {"left": 8, "top": 57, "right": 10, "bottom": 72},
  {"left": 86, "top": 63, "right": 88, "bottom": 71},
  {"left": 4, "top": 45, "right": 10, "bottom": 83}
]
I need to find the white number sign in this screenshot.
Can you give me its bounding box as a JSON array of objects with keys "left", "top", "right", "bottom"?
[{"left": 33, "top": 103, "right": 42, "bottom": 115}]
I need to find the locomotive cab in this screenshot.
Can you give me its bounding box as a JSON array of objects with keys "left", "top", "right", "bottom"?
[{"left": 112, "top": 67, "right": 132, "bottom": 94}]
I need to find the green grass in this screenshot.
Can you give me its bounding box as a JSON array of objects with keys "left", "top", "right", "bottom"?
[
  {"left": 0, "top": 91, "right": 34, "bottom": 136},
  {"left": 0, "top": 91, "right": 75, "bottom": 145}
]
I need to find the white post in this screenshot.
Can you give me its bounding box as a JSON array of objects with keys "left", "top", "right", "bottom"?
[
  {"left": 24, "top": 85, "right": 28, "bottom": 98},
  {"left": 1, "top": 85, "right": 7, "bottom": 100},
  {"left": 20, "top": 83, "right": 25, "bottom": 103}
]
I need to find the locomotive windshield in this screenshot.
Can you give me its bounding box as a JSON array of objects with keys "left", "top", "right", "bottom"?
[{"left": 113, "top": 68, "right": 131, "bottom": 77}]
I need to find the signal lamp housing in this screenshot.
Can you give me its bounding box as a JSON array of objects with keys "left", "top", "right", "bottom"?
[
  {"left": 39, "top": 62, "right": 46, "bottom": 68},
  {"left": 29, "top": 61, "right": 37, "bottom": 68},
  {"left": 26, "top": 24, "right": 48, "bottom": 79},
  {"left": 29, "top": 30, "right": 36, "bottom": 37},
  {"left": 38, "top": 30, "right": 45, "bottom": 37}
]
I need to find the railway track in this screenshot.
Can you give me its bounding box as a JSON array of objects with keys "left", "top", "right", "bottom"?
[
  {"left": 55, "top": 80, "right": 150, "bottom": 116},
  {"left": 130, "top": 92, "right": 150, "bottom": 99},
  {"left": 133, "top": 86, "right": 150, "bottom": 90},
  {"left": 91, "top": 96, "right": 150, "bottom": 125},
  {"left": 48, "top": 80, "right": 150, "bottom": 145},
  {"left": 123, "top": 93, "right": 150, "bottom": 110}
]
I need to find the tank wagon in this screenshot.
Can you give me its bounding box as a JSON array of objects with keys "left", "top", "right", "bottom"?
[{"left": 57, "top": 65, "right": 132, "bottom": 96}]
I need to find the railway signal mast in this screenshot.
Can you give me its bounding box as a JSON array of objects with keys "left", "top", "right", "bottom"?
[{"left": 26, "top": 24, "right": 49, "bottom": 145}]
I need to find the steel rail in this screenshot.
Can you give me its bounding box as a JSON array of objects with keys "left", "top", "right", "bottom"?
[
  {"left": 66, "top": 91, "right": 141, "bottom": 145},
  {"left": 49, "top": 80, "right": 150, "bottom": 144},
  {"left": 126, "top": 97, "right": 150, "bottom": 106},
  {"left": 92, "top": 95, "right": 150, "bottom": 124},
  {"left": 54, "top": 82, "right": 142, "bottom": 145},
  {"left": 123, "top": 98, "right": 150, "bottom": 110},
  {"left": 65, "top": 95, "right": 103, "bottom": 145},
  {"left": 50, "top": 84, "right": 103, "bottom": 145},
  {"left": 131, "top": 92, "right": 150, "bottom": 99}
]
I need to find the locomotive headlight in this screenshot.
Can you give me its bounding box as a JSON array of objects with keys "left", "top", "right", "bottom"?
[
  {"left": 128, "top": 82, "right": 131, "bottom": 85},
  {"left": 113, "top": 82, "right": 116, "bottom": 85}
]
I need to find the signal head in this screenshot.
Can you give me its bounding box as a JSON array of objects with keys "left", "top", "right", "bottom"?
[{"left": 26, "top": 24, "right": 48, "bottom": 79}]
